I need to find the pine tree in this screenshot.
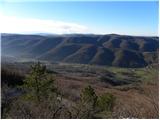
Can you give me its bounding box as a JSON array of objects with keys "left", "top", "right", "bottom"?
[
  {"left": 80, "top": 85, "right": 97, "bottom": 108},
  {"left": 75, "top": 85, "right": 98, "bottom": 118},
  {"left": 23, "top": 62, "right": 57, "bottom": 102},
  {"left": 97, "top": 93, "right": 115, "bottom": 112}
]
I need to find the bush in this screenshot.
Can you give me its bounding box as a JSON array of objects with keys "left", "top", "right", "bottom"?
[
  {"left": 1, "top": 84, "right": 12, "bottom": 118},
  {"left": 97, "top": 93, "right": 116, "bottom": 111}
]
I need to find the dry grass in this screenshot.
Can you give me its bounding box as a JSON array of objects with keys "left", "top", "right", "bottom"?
[{"left": 55, "top": 70, "right": 159, "bottom": 118}]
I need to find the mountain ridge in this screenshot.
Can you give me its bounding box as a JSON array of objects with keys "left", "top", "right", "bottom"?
[{"left": 1, "top": 33, "right": 159, "bottom": 68}]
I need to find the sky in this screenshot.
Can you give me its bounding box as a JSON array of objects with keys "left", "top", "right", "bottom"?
[{"left": 0, "top": 1, "right": 158, "bottom": 36}]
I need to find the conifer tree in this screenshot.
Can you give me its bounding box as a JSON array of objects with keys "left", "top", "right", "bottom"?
[
  {"left": 80, "top": 85, "right": 97, "bottom": 108},
  {"left": 75, "top": 85, "right": 98, "bottom": 118},
  {"left": 23, "top": 62, "right": 57, "bottom": 102}
]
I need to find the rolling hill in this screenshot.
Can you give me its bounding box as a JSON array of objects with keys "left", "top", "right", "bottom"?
[{"left": 1, "top": 33, "right": 159, "bottom": 67}]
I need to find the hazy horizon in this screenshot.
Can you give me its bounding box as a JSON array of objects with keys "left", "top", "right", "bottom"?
[{"left": 1, "top": 32, "right": 159, "bottom": 37}]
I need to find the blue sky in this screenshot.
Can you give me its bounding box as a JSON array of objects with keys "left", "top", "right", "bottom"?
[{"left": 0, "top": 1, "right": 158, "bottom": 36}]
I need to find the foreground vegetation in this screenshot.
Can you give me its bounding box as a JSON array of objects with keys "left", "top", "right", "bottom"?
[
  {"left": 2, "top": 62, "right": 116, "bottom": 119},
  {"left": 1, "top": 62, "right": 159, "bottom": 118}
]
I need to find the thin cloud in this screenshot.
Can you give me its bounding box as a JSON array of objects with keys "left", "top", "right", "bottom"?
[{"left": 0, "top": 14, "right": 89, "bottom": 34}]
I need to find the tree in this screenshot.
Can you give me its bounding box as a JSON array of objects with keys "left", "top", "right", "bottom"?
[
  {"left": 11, "top": 62, "right": 65, "bottom": 118},
  {"left": 96, "top": 93, "right": 116, "bottom": 118},
  {"left": 80, "top": 85, "right": 98, "bottom": 107},
  {"left": 98, "top": 93, "right": 115, "bottom": 111},
  {"left": 74, "top": 85, "right": 98, "bottom": 118},
  {"left": 22, "top": 62, "right": 57, "bottom": 102},
  {"left": 74, "top": 86, "right": 116, "bottom": 119}
]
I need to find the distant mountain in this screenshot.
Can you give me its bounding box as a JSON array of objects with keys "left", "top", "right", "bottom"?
[{"left": 1, "top": 33, "right": 159, "bottom": 67}]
